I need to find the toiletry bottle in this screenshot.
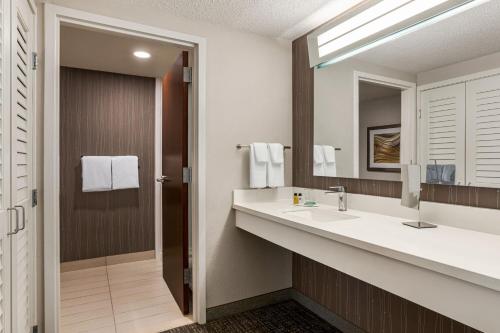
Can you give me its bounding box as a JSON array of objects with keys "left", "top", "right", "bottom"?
[
  {"left": 293, "top": 193, "right": 299, "bottom": 205},
  {"left": 298, "top": 193, "right": 303, "bottom": 205}
]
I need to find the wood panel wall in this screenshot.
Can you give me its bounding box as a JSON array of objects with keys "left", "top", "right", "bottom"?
[
  {"left": 292, "top": 35, "right": 500, "bottom": 209},
  {"left": 293, "top": 255, "right": 481, "bottom": 333},
  {"left": 60, "top": 67, "right": 155, "bottom": 262},
  {"left": 292, "top": 36, "right": 483, "bottom": 331}
]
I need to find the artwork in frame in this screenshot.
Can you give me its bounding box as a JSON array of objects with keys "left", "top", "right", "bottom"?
[{"left": 367, "top": 124, "right": 401, "bottom": 172}]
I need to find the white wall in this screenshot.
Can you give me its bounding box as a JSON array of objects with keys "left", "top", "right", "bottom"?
[
  {"left": 359, "top": 95, "right": 402, "bottom": 181},
  {"left": 314, "top": 58, "right": 415, "bottom": 177},
  {"left": 36, "top": 0, "right": 293, "bottom": 322},
  {"left": 417, "top": 50, "right": 500, "bottom": 85}
]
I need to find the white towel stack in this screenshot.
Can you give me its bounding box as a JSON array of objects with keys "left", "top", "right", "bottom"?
[
  {"left": 250, "top": 143, "right": 269, "bottom": 188},
  {"left": 313, "top": 145, "right": 325, "bottom": 176},
  {"left": 112, "top": 156, "right": 140, "bottom": 190},
  {"left": 249, "top": 143, "right": 286, "bottom": 188},
  {"left": 267, "top": 143, "right": 284, "bottom": 188},
  {"left": 322, "top": 145, "right": 337, "bottom": 177},
  {"left": 81, "top": 156, "right": 112, "bottom": 192},
  {"left": 81, "top": 155, "right": 140, "bottom": 192},
  {"left": 313, "top": 145, "right": 337, "bottom": 177}
]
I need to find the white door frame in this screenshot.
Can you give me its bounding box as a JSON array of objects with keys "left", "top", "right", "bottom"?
[
  {"left": 43, "top": 4, "right": 207, "bottom": 333},
  {"left": 353, "top": 71, "right": 417, "bottom": 177}
]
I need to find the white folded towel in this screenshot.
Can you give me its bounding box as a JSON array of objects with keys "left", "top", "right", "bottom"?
[
  {"left": 111, "top": 156, "right": 140, "bottom": 190},
  {"left": 81, "top": 156, "right": 112, "bottom": 192},
  {"left": 322, "top": 145, "right": 337, "bottom": 177},
  {"left": 250, "top": 143, "right": 268, "bottom": 188},
  {"left": 313, "top": 145, "right": 324, "bottom": 164},
  {"left": 313, "top": 145, "right": 325, "bottom": 176},
  {"left": 267, "top": 143, "right": 284, "bottom": 187},
  {"left": 401, "top": 164, "right": 421, "bottom": 209},
  {"left": 268, "top": 143, "right": 284, "bottom": 164},
  {"left": 322, "top": 145, "right": 336, "bottom": 163}
]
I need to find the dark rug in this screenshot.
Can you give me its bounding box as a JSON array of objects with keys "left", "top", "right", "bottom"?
[{"left": 162, "top": 300, "right": 342, "bottom": 333}]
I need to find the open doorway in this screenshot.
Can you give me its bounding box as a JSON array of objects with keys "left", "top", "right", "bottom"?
[
  {"left": 358, "top": 81, "right": 403, "bottom": 181},
  {"left": 57, "top": 24, "right": 193, "bottom": 332},
  {"left": 353, "top": 72, "right": 417, "bottom": 179}
]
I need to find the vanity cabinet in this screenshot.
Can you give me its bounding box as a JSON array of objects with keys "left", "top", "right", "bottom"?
[{"left": 420, "top": 73, "right": 500, "bottom": 187}]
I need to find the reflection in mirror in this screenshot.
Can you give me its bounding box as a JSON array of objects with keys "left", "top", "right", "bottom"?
[{"left": 313, "top": 0, "right": 500, "bottom": 189}]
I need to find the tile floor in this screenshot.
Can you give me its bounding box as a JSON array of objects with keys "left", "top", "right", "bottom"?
[{"left": 60, "top": 258, "right": 193, "bottom": 333}]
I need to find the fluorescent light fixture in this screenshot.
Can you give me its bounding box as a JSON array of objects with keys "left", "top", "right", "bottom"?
[
  {"left": 317, "top": 0, "right": 412, "bottom": 46},
  {"left": 318, "top": 0, "right": 449, "bottom": 58},
  {"left": 317, "top": 0, "right": 488, "bottom": 68},
  {"left": 133, "top": 50, "right": 151, "bottom": 59}
]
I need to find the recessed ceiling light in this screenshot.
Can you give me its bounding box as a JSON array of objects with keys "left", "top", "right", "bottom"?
[{"left": 133, "top": 51, "right": 151, "bottom": 59}]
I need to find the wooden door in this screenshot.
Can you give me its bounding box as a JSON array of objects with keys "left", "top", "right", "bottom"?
[
  {"left": 420, "top": 83, "right": 466, "bottom": 185},
  {"left": 160, "top": 51, "right": 190, "bottom": 314},
  {"left": 466, "top": 74, "right": 500, "bottom": 187},
  {"left": 10, "top": 0, "right": 35, "bottom": 332}
]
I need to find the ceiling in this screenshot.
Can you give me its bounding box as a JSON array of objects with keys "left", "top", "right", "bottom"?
[
  {"left": 354, "top": 1, "right": 500, "bottom": 75},
  {"left": 117, "top": 0, "right": 334, "bottom": 38},
  {"left": 60, "top": 25, "right": 189, "bottom": 78},
  {"left": 359, "top": 81, "right": 401, "bottom": 103}
]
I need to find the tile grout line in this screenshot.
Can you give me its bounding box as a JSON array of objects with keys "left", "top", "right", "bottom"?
[{"left": 105, "top": 261, "right": 119, "bottom": 333}]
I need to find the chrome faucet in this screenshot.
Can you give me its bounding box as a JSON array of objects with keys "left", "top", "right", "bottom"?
[{"left": 325, "top": 186, "right": 347, "bottom": 211}]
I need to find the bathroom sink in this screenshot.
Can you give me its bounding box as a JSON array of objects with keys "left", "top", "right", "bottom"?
[{"left": 282, "top": 207, "right": 358, "bottom": 223}]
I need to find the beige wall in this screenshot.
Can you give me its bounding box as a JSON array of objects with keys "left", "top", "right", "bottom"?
[
  {"left": 359, "top": 95, "right": 402, "bottom": 181},
  {"left": 36, "top": 0, "right": 293, "bottom": 327},
  {"left": 314, "top": 58, "right": 415, "bottom": 177}
]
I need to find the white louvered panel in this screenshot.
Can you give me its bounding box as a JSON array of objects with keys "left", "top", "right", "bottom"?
[
  {"left": 466, "top": 75, "right": 500, "bottom": 188},
  {"left": 14, "top": 17, "right": 28, "bottom": 203},
  {"left": 420, "top": 83, "right": 466, "bottom": 184},
  {"left": 11, "top": 1, "right": 35, "bottom": 332},
  {"left": 0, "top": 0, "right": 9, "bottom": 331}
]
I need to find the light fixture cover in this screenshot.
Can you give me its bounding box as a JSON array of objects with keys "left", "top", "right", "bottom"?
[
  {"left": 307, "top": 0, "right": 483, "bottom": 68},
  {"left": 133, "top": 50, "right": 151, "bottom": 59}
]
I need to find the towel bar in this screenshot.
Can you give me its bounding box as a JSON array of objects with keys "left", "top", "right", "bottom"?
[
  {"left": 236, "top": 144, "right": 292, "bottom": 150},
  {"left": 236, "top": 144, "right": 340, "bottom": 151}
]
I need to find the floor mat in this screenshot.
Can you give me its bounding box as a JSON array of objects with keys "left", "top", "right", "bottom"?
[{"left": 162, "top": 300, "right": 342, "bottom": 333}]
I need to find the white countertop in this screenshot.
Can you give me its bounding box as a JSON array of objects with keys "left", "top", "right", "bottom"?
[{"left": 233, "top": 199, "right": 500, "bottom": 292}]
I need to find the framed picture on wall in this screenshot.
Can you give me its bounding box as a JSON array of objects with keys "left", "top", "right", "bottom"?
[{"left": 367, "top": 124, "right": 401, "bottom": 172}]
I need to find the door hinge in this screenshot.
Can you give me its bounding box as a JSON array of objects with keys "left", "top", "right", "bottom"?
[
  {"left": 32, "top": 189, "right": 38, "bottom": 207},
  {"left": 183, "top": 67, "right": 192, "bottom": 83},
  {"left": 182, "top": 167, "right": 192, "bottom": 184},
  {"left": 418, "top": 109, "right": 422, "bottom": 119},
  {"left": 183, "top": 267, "right": 192, "bottom": 285},
  {"left": 32, "top": 325, "right": 38, "bottom": 333},
  {"left": 32, "top": 52, "right": 38, "bottom": 70}
]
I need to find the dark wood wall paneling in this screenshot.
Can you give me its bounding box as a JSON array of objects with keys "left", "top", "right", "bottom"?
[
  {"left": 292, "top": 36, "right": 483, "bottom": 332},
  {"left": 292, "top": 35, "right": 500, "bottom": 209},
  {"left": 293, "top": 255, "right": 481, "bottom": 333},
  {"left": 60, "top": 67, "right": 156, "bottom": 262}
]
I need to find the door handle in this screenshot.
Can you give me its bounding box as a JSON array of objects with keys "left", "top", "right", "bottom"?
[
  {"left": 156, "top": 175, "right": 171, "bottom": 184},
  {"left": 15, "top": 205, "right": 26, "bottom": 231},
  {"left": 7, "top": 207, "right": 19, "bottom": 236}
]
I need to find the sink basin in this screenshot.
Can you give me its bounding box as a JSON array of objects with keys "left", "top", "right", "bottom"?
[{"left": 282, "top": 207, "right": 358, "bottom": 222}]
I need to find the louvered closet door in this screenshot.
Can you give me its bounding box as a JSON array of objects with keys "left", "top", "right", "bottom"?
[
  {"left": 0, "top": 0, "right": 12, "bottom": 330},
  {"left": 466, "top": 75, "right": 500, "bottom": 187},
  {"left": 420, "top": 83, "right": 466, "bottom": 185},
  {"left": 10, "top": 0, "right": 35, "bottom": 332}
]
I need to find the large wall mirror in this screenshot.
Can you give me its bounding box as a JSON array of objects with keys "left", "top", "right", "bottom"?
[{"left": 313, "top": 0, "right": 500, "bottom": 188}]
